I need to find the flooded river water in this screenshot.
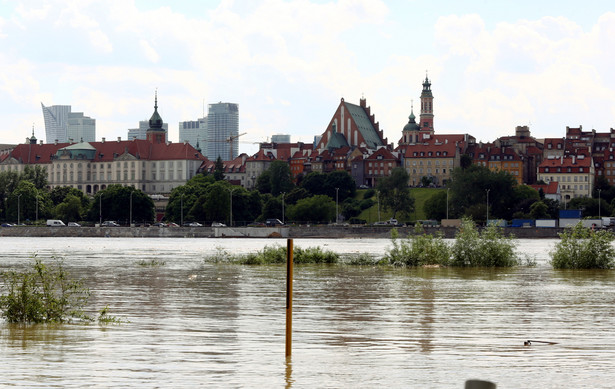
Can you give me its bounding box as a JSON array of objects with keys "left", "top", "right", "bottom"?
[{"left": 1, "top": 237, "right": 615, "bottom": 388}]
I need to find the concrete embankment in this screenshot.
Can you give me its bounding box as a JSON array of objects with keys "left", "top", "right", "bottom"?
[{"left": 0, "top": 225, "right": 564, "bottom": 238}]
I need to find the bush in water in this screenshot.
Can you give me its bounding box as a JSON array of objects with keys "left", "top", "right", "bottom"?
[
  {"left": 550, "top": 222, "right": 615, "bottom": 269},
  {"left": 234, "top": 245, "right": 339, "bottom": 265},
  {"left": 450, "top": 218, "right": 520, "bottom": 267},
  {"left": 0, "top": 258, "right": 90, "bottom": 323},
  {"left": 0, "top": 257, "right": 121, "bottom": 324},
  {"left": 384, "top": 225, "right": 451, "bottom": 267}
]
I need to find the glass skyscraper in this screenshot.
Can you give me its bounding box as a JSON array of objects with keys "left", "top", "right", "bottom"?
[
  {"left": 179, "top": 117, "right": 207, "bottom": 152},
  {"left": 41, "top": 103, "right": 95, "bottom": 143},
  {"left": 206, "top": 102, "right": 239, "bottom": 161}
]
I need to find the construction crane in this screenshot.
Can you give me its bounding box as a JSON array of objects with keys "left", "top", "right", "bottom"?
[{"left": 227, "top": 132, "right": 247, "bottom": 160}]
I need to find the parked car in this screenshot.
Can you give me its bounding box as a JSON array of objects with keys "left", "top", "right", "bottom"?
[
  {"left": 46, "top": 219, "right": 66, "bottom": 227},
  {"left": 101, "top": 221, "right": 120, "bottom": 227},
  {"left": 266, "top": 218, "right": 284, "bottom": 226},
  {"left": 153, "top": 222, "right": 167, "bottom": 227},
  {"left": 1, "top": 223, "right": 13, "bottom": 227},
  {"left": 184, "top": 222, "right": 203, "bottom": 227},
  {"left": 67, "top": 222, "right": 81, "bottom": 227},
  {"left": 211, "top": 222, "right": 227, "bottom": 227},
  {"left": 168, "top": 222, "right": 180, "bottom": 227}
]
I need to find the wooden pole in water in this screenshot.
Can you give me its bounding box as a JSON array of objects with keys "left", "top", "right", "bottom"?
[{"left": 285, "top": 238, "right": 293, "bottom": 358}]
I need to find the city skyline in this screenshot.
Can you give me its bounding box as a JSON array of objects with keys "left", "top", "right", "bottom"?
[{"left": 2, "top": 1, "right": 615, "bottom": 156}]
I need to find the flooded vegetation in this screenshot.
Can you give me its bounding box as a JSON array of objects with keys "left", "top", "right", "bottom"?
[{"left": 1, "top": 237, "right": 615, "bottom": 387}]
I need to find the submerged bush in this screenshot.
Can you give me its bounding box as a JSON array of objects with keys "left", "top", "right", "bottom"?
[
  {"left": 227, "top": 245, "right": 339, "bottom": 265},
  {"left": 0, "top": 258, "right": 91, "bottom": 323},
  {"left": 450, "top": 218, "right": 520, "bottom": 267},
  {"left": 383, "top": 225, "right": 451, "bottom": 267},
  {"left": 550, "top": 222, "right": 615, "bottom": 269},
  {"left": 0, "top": 257, "right": 122, "bottom": 324}
]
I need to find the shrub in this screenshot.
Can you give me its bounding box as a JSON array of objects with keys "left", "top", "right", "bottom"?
[
  {"left": 363, "top": 189, "right": 375, "bottom": 199},
  {"left": 383, "top": 225, "right": 451, "bottom": 267},
  {"left": 450, "top": 218, "right": 520, "bottom": 267},
  {"left": 550, "top": 222, "right": 615, "bottom": 269},
  {"left": 229, "top": 245, "right": 339, "bottom": 265},
  {"left": 0, "top": 258, "right": 91, "bottom": 323},
  {"left": 359, "top": 198, "right": 374, "bottom": 210}
]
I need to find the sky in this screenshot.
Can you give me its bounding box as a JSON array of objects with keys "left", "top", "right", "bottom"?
[{"left": 1, "top": 0, "right": 615, "bottom": 156}]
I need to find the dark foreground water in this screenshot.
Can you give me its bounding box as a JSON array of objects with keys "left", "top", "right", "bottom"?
[{"left": 1, "top": 237, "right": 615, "bottom": 388}]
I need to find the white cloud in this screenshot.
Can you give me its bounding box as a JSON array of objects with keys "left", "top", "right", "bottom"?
[{"left": 139, "top": 40, "right": 159, "bottom": 63}]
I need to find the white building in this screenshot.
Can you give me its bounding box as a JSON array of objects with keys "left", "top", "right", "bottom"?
[{"left": 179, "top": 117, "right": 207, "bottom": 152}]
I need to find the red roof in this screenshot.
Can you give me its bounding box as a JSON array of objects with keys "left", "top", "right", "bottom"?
[{"left": 2, "top": 139, "right": 206, "bottom": 164}]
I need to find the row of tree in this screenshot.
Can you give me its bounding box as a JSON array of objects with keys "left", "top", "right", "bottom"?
[
  {"left": 0, "top": 167, "right": 154, "bottom": 225},
  {"left": 423, "top": 163, "right": 612, "bottom": 222}
]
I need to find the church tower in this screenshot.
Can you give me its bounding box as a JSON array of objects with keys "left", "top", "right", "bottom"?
[
  {"left": 419, "top": 74, "right": 434, "bottom": 135},
  {"left": 146, "top": 91, "right": 166, "bottom": 144},
  {"left": 400, "top": 101, "right": 420, "bottom": 145}
]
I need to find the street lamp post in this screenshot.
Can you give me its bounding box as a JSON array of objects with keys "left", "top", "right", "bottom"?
[
  {"left": 17, "top": 194, "right": 22, "bottom": 225},
  {"left": 180, "top": 194, "right": 184, "bottom": 227},
  {"left": 129, "top": 191, "right": 133, "bottom": 227},
  {"left": 99, "top": 194, "right": 102, "bottom": 225},
  {"left": 598, "top": 189, "right": 602, "bottom": 220},
  {"left": 282, "top": 192, "right": 285, "bottom": 224},
  {"left": 335, "top": 187, "right": 339, "bottom": 224},
  {"left": 376, "top": 190, "right": 381, "bottom": 223},
  {"left": 227, "top": 187, "right": 237, "bottom": 226},
  {"left": 486, "top": 189, "right": 490, "bottom": 225},
  {"left": 35, "top": 195, "right": 38, "bottom": 222},
  {"left": 446, "top": 188, "right": 450, "bottom": 220}
]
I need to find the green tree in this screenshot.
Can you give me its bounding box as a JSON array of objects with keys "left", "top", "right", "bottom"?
[
  {"left": 21, "top": 165, "right": 49, "bottom": 190},
  {"left": 423, "top": 190, "right": 447, "bottom": 220},
  {"left": 269, "top": 160, "right": 294, "bottom": 195},
  {"left": 6, "top": 181, "right": 51, "bottom": 223},
  {"left": 256, "top": 170, "right": 272, "bottom": 193},
  {"left": 288, "top": 195, "right": 335, "bottom": 223},
  {"left": 460, "top": 154, "right": 472, "bottom": 169},
  {"left": 204, "top": 182, "right": 230, "bottom": 223},
  {"left": 55, "top": 194, "right": 84, "bottom": 222},
  {"left": 165, "top": 174, "right": 215, "bottom": 223},
  {"left": 50, "top": 187, "right": 90, "bottom": 210},
  {"left": 261, "top": 195, "right": 283, "bottom": 221},
  {"left": 214, "top": 156, "right": 225, "bottom": 181},
  {"left": 324, "top": 170, "right": 356, "bottom": 201},
  {"left": 529, "top": 201, "right": 549, "bottom": 219},
  {"left": 376, "top": 167, "right": 414, "bottom": 219},
  {"left": 88, "top": 186, "right": 154, "bottom": 224},
  {"left": 300, "top": 172, "right": 326, "bottom": 196},
  {"left": 448, "top": 165, "right": 518, "bottom": 220}
]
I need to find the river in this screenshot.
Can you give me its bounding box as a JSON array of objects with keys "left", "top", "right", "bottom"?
[{"left": 1, "top": 237, "right": 614, "bottom": 388}]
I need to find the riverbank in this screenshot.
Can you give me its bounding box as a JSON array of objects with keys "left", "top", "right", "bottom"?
[{"left": 0, "top": 225, "right": 566, "bottom": 238}]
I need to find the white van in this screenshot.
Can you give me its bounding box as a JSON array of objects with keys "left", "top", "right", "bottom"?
[{"left": 46, "top": 219, "right": 66, "bottom": 227}]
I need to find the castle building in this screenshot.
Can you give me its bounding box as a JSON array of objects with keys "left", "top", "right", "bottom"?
[{"left": 1, "top": 94, "right": 206, "bottom": 196}]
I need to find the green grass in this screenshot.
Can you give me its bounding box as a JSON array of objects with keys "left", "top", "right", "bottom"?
[{"left": 354, "top": 188, "right": 445, "bottom": 224}]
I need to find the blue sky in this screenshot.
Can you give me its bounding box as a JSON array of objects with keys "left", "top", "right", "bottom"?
[{"left": 1, "top": 0, "right": 615, "bottom": 156}]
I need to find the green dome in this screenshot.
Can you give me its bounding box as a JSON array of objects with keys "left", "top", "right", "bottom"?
[
  {"left": 403, "top": 111, "right": 419, "bottom": 132},
  {"left": 149, "top": 93, "right": 164, "bottom": 130}
]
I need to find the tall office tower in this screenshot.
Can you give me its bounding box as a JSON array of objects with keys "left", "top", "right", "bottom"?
[
  {"left": 179, "top": 117, "right": 207, "bottom": 152},
  {"left": 206, "top": 102, "right": 238, "bottom": 161},
  {"left": 67, "top": 112, "right": 96, "bottom": 142},
  {"left": 127, "top": 120, "right": 168, "bottom": 140},
  {"left": 41, "top": 103, "right": 71, "bottom": 143},
  {"left": 41, "top": 103, "right": 96, "bottom": 143}
]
